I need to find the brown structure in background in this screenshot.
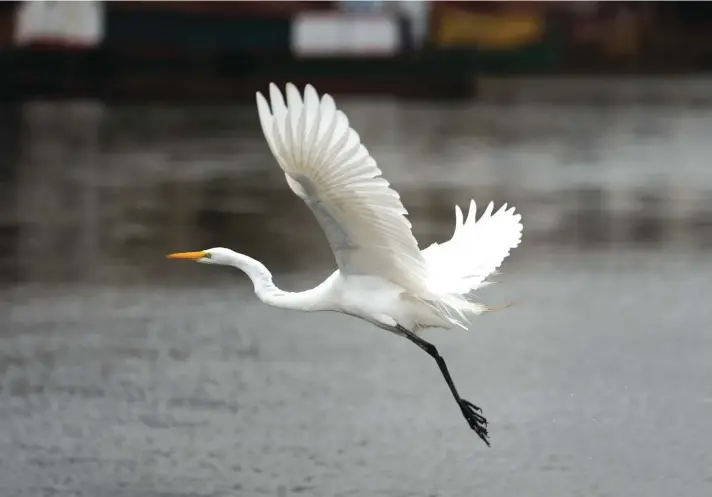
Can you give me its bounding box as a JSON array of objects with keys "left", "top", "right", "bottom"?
[{"left": 1, "top": 1, "right": 712, "bottom": 100}]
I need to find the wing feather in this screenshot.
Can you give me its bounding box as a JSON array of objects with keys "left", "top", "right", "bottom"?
[
  {"left": 422, "top": 200, "right": 523, "bottom": 295},
  {"left": 256, "top": 83, "right": 431, "bottom": 295}
]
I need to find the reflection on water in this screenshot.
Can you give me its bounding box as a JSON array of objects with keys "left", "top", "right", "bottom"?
[
  {"left": 1, "top": 100, "right": 712, "bottom": 285},
  {"left": 1, "top": 98, "right": 712, "bottom": 497}
]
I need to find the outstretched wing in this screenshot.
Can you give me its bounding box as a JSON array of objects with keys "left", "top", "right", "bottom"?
[
  {"left": 256, "top": 83, "right": 431, "bottom": 295},
  {"left": 422, "top": 200, "right": 522, "bottom": 295}
]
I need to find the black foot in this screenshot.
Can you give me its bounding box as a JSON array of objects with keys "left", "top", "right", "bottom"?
[{"left": 459, "top": 399, "right": 490, "bottom": 447}]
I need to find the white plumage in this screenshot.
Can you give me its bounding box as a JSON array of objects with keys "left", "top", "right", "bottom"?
[
  {"left": 168, "top": 83, "right": 523, "bottom": 447},
  {"left": 256, "top": 84, "right": 430, "bottom": 293},
  {"left": 423, "top": 200, "right": 522, "bottom": 297}
]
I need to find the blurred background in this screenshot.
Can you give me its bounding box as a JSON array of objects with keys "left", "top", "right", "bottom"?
[{"left": 1, "top": 1, "right": 712, "bottom": 496}]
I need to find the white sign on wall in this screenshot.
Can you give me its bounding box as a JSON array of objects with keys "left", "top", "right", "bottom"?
[
  {"left": 14, "top": 0, "right": 104, "bottom": 48},
  {"left": 292, "top": 12, "right": 401, "bottom": 57}
]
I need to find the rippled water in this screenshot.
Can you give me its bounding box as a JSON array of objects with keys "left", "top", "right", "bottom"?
[{"left": 1, "top": 97, "right": 712, "bottom": 497}]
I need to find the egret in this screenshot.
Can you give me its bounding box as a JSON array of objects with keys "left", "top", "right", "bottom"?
[{"left": 168, "top": 83, "right": 522, "bottom": 446}]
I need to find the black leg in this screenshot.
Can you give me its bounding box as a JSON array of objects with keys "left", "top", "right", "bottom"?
[{"left": 396, "top": 325, "right": 490, "bottom": 447}]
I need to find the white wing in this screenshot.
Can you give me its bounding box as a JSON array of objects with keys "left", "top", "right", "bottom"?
[
  {"left": 256, "top": 83, "right": 431, "bottom": 295},
  {"left": 422, "top": 200, "right": 522, "bottom": 295}
]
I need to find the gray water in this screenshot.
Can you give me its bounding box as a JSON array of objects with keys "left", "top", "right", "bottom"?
[{"left": 1, "top": 97, "right": 711, "bottom": 497}]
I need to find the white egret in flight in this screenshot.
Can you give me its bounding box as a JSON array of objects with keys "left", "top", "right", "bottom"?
[{"left": 168, "top": 83, "right": 522, "bottom": 446}]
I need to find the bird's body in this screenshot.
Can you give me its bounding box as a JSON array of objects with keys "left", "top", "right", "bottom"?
[
  {"left": 327, "top": 273, "right": 454, "bottom": 332},
  {"left": 168, "top": 83, "right": 523, "bottom": 446},
  {"left": 278, "top": 269, "right": 456, "bottom": 332}
]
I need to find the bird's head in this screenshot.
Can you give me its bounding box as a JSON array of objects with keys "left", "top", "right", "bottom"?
[{"left": 166, "top": 247, "right": 236, "bottom": 265}]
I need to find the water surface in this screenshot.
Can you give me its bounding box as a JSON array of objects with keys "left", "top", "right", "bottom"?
[{"left": 1, "top": 97, "right": 711, "bottom": 497}]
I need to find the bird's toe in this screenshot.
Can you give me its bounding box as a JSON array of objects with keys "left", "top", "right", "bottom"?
[{"left": 459, "top": 398, "right": 490, "bottom": 446}]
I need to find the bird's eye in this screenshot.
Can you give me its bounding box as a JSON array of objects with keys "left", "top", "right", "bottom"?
[{"left": 203, "top": 252, "right": 212, "bottom": 259}]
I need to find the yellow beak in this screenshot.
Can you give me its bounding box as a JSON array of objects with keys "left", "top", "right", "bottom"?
[{"left": 166, "top": 251, "right": 207, "bottom": 261}]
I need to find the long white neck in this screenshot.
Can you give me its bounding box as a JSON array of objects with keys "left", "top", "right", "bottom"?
[{"left": 222, "top": 251, "right": 326, "bottom": 311}]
